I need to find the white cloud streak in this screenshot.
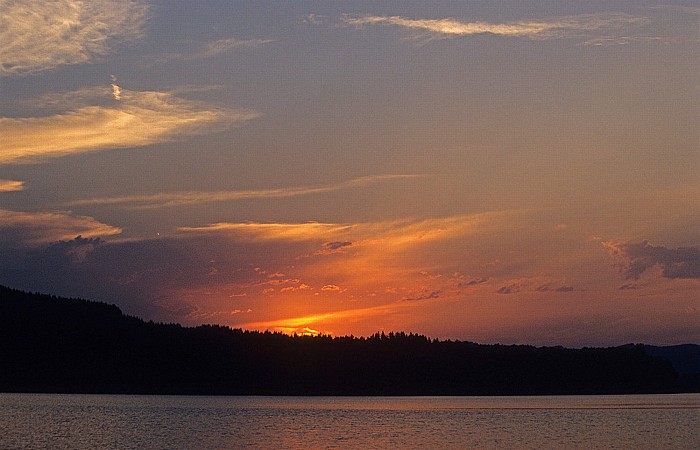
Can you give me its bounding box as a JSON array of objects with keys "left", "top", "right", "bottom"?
[
  {"left": 342, "top": 13, "right": 648, "bottom": 40},
  {"left": 0, "top": 87, "right": 260, "bottom": 165},
  {"left": 65, "top": 174, "right": 423, "bottom": 209},
  {"left": 0, "top": 0, "right": 149, "bottom": 76}
]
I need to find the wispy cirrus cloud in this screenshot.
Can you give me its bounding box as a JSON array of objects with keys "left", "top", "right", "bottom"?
[
  {"left": 178, "top": 211, "right": 507, "bottom": 246},
  {"left": 0, "top": 87, "right": 259, "bottom": 165},
  {"left": 583, "top": 36, "right": 672, "bottom": 46},
  {"left": 202, "top": 37, "right": 274, "bottom": 57},
  {"left": 0, "top": 180, "right": 24, "bottom": 192},
  {"left": 142, "top": 37, "right": 273, "bottom": 64},
  {"left": 342, "top": 13, "right": 647, "bottom": 40},
  {"left": 65, "top": 174, "right": 422, "bottom": 209},
  {"left": 0, "top": 208, "right": 121, "bottom": 244},
  {"left": 180, "top": 221, "right": 354, "bottom": 242},
  {"left": 0, "top": 0, "right": 149, "bottom": 76}
]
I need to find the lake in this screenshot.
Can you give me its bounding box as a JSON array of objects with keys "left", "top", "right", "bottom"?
[{"left": 1, "top": 393, "right": 698, "bottom": 448}]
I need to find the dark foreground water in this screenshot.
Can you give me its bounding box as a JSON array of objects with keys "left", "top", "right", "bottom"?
[{"left": 1, "top": 393, "right": 698, "bottom": 449}]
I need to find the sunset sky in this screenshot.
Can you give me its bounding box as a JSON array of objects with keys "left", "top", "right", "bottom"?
[{"left": 0, "top": 0, "right": 698, "bottom": 346}]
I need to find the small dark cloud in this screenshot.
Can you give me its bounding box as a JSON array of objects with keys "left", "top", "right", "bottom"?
[
  {"left": 459, "top": 277, "right": 488, "bottom": 288},
  {"left": 497, "top": 284, "right": 520, "bottom": 294},
  {"left": 536, "top": 284, "right": 574, "bottom": 293},
  {"left": 311, "top": 240, "right": 354, "bottom": 257},
  {"left": 325, "top": 241, "right": 352, "bottom": 250},
  {"left": 403, "top": 291, "right": 441, "bottom": 301},
  {"left": 606, "top": 240, "right": 700, "bottom": 280},
  {"left": 555, "top": 286, "right": 574, "bottom": 292},
  {"left": 618, "top": 283, "right": 641, "bottom": 290},
  {"left": 55, "top": 236, "right": 104, "bottom": 263}
]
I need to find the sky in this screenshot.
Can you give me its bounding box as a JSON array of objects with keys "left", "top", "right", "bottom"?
[{"left": 0, "top": 0, "right": 698, "bottom": 346}]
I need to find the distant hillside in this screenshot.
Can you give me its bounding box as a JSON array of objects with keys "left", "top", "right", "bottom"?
[
  {"left": 1, "top": 285, "right": 697, "bottom": 395},
  {"left": 642, "top": 345, "right": 700, "bottom": 375}
]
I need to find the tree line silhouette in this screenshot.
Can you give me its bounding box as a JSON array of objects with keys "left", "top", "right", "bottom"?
[{"left": 1, "top": 285, "right": 697, "bottom": 395}]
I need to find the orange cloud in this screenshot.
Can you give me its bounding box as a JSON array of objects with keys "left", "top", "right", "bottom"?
[
  {"left": 165, "top": 206, "right": 617, "bottom": 341},
  {"left": 0, "top": 180, "right": 24, "bottom": 192},
  {"left": 281, "top": 284, "right": 312, "bottom": 293},
  {"left": 321, "top": 284, "right": 342, "bottom": 291},
  {"left": 173, "top": 211, "right": 518, "bottom": 314},
  {"left": 180, "top": 221, "right": 354, "bottom": 241},
  {"left": 179, "top": 210, "right": 511, "bottom": 247}
]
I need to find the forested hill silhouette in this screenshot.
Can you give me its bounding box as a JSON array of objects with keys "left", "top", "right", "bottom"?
[{"left": 1, "top": 285, "right": 698, "bottom": 395}]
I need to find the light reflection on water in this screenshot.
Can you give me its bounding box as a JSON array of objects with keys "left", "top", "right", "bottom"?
[{"left": 1, "top": 393, "right": 698, "bottom": 449}]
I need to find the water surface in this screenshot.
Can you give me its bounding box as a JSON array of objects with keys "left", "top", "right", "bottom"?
[{"left": 2, "top": 393, "right": 698, "bottom": 448}]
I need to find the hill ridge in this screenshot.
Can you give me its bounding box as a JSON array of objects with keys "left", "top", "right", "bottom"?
[{"left": 1, "top": 286, "right": 698, "bottom": 395}]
